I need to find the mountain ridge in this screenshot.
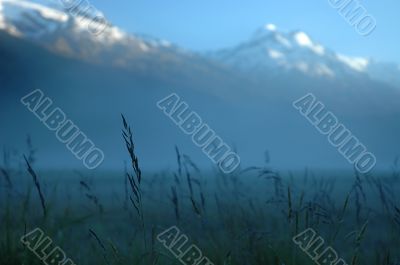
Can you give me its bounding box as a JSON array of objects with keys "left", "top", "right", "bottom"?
[
  {"left": 211, "top": 23, "right": 400, "bottom": 87},
  {"left": 1, "top": 0, "right": 400, "bottom": 88}
]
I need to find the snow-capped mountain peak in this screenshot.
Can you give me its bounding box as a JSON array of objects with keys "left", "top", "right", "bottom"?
[
  {"left": 264, "top": 23, "right": 277, "bottom": 31},
  {"left": 0, "top": 0, "right": 69, "bottom": 37},
  {"left": 214, "top": 25, "right": 342, "bottom": 78},
  {"left": 0, "top": 0, "right": 168, "bottom": 60},
  {"left": 0, "top": 0, "right": 126, "bottom": 43},
  {"left": 251, "top": 25, "right": 326, "bottom": 56},
  {"left": 292, "top": 31, "right": 325, "bottom": 55},
  {"left": 212, "top": 23, "right": 400, "bottom": 86},
  {"left": 0, "top": 0, "right": 188, "bottom": 53}
]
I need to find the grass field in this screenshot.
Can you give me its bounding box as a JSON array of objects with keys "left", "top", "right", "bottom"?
[
  {"left": 1, "top": 120, "right": 399, "bottom": 265},
  {"left": 1, "top": 159, "right": 400, "bottom": 265}
]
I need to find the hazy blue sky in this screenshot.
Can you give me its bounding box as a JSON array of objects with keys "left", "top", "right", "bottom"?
[{"left": 89, "top": 0, "right": 399, "bottom": 63}]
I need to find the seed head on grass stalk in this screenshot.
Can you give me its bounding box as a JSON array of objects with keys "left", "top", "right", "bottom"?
[
  {"left": 351, "top": 220, "right": 369, "bottom": 265},
  {"left": 121, "top": 114, "right": 147, "bottom": 250},
  {"left": 175, "top": 145, "right": 182, "bottom": 178},
  {"left": 79, "top": 179, "right": 103, "bottom": 213},
  {"left": 287, "top": 186, "right": 292, "bottom": 221},
  {"left": 0, "top": 166, "right": 12, "bottom": 189},
  {"left": 23, "top": 155, "right": 46, "bottom": 218},
  {"left": 394, "top": 205, "right": 400, "bottom": 228},
  {"left": 122, "top": 114, "right": 142, "bottom": 185},
  {"left": 89, "top": 229, "right": 111, "bottom": 265},
  {"left": 108, "top": 239, "right": 124, "bottom": 265},
  {"left": 183, "top": 154, "right": 200, "bottom": 173},
  {"left": 184, "top": 162, "right": 202, "bottom": 218},
  {"left": 170, "top": 186, "right": 180, "bottom": 222},
  {"left": 330, "top": 192, "right": 350, "bottom": 244}
]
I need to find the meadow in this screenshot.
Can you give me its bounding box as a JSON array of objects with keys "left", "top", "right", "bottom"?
[{"left": 0, "top": 120, "right": 399, "bottom": 265}]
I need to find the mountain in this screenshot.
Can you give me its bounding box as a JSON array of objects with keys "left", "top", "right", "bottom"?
[
  {"left": 2, "top": 0, "right": 399, "bottom": 88},
  {"left": 211, "top": 24, "right": 400, "bottom": 88},
  {"left": 0, "top": 0, "right": 187, "bottom": 66},
  {"left": 1, "top": 0, "right": 400, "bottom": 172},
  {"left": 0, "top": 0, "right": 108, "bottom": 39}
]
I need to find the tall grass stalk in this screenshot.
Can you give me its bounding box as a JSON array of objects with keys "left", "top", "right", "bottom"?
[
  {"left": 121, "top": 114, "right": 147, "bottom": 251},
  {"left": 23, "top": 155, "right": 46, "bottom": 218}
]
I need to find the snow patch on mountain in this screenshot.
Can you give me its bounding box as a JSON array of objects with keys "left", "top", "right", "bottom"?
[
  {"left": 268, "top": 49, "right": 284, "bottom": 59},
  {"left": 336, "top": 54, "right": 369, "bottom": 72},
  {"left": 8, "top": 0, "right": 67, "bottom": 22},
  {"left": 293, "top": 31, "right": 325, "bottom": 55},
  {"left": 265, "top": 23, "right": 277, "bottom": 31}
]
